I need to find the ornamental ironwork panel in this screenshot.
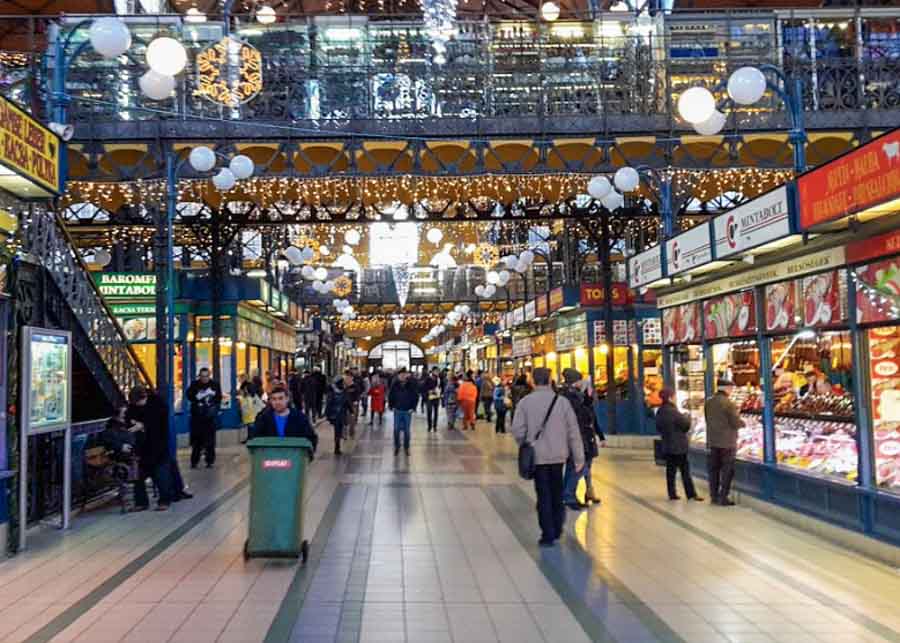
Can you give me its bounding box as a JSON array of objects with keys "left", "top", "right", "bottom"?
[{"left": 19, "top": 210, "right": 150, "bottom": 404}]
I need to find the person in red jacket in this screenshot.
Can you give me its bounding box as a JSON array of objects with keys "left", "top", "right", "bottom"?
[{"left": 368, "top": 373, "right": 386, "bottom": 426}]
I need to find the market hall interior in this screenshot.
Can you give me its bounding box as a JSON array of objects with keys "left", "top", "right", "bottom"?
[{"left": 3, "top": 412, "right": 900, "bottom": 643}]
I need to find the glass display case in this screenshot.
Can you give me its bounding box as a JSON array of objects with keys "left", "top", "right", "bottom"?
[
  {"left": 711, "top": 341, "right": 764, "bottom": 461},
  {"left": 671, "top": 345, "right": 706, "bottom": 446},
  {"left": 771, "top": 330, "right": 857, "bottom": 483}
]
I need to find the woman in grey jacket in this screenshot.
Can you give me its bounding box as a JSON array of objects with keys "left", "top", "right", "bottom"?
[{"left": 656, "top": 388, "right": 703, "bottom": 502}]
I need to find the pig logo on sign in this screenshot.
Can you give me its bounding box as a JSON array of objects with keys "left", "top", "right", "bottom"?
[{"left": 884, "top": 141, "right": 900, "bottom": 163}]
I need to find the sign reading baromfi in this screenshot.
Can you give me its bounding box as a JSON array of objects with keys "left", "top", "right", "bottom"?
[
  {"left": 93, "top": 273, "right": 157, "bottom": 298},
  {"left": 713, "top": 185, "right": 791, "bottom": 258},
  {"left": 628, "top": 245, "right": 663, "bottom": 288},
  {"left": 0, "top": 96, "right": 60, "bottom": 194}
]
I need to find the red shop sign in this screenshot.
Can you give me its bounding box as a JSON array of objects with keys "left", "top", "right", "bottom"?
[
  {"left": 548, "top": 287, "right": 564, "bottom": 312},
  {"left": 798, "top": 129, "right": 900, "bottom": 230},
  {"left": 703, "top": 290, "right": 756, "bottom": 340},
  {"left": 535, "top": 294, "right": 548, "bottom": 318},
  {"left": 580, "top": 282, "right": 631, "bottom": 307},
  {"left": 847, "top": 228, "right": 900, "bottom": 265}
]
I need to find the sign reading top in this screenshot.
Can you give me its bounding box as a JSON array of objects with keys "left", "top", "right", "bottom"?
[
  {"left": 798, "top": 129, "right": 900, "bottom": 230},
  {"left": 0, "top": 97, "right": 61, "bottom": 196},
  {"left": 93, "top": 273, "right": 156, "bottom": 299}
]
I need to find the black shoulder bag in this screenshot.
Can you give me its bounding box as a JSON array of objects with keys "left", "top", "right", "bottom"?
[{"left": 518, "top": 394, "right": 558, "bottom": 480}]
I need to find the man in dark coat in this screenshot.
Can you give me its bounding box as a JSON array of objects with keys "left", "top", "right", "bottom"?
[
  {"left": 186, "top": 368, "right": 222, "bottom": 469},
  {"left": 326, "top": 372, "right": 353, "bottom": 456},
  {"left": 301, "top": 370, "right": 318, "bottom": 421},
  {"left": 250, "top": 386, "right": 318, "bottom": 452},
  {"left": 126, "top": 386, "right": 175, "bottom": 510},
  {"left": 312, "top": 367, "right": 327, "bottom": 418},
  {"left": 422, "top": 368, "right": 441, "bottom": 433},
  {"left": 657, "top": 388, "right": 702, "bottom": 502},
  {"left": 704, "top": 378, "right": 744, "bottom": 506},
  {"left": 288, "top": 370, "right": 303, "bottom": 411},
  {"left": 388, "top": 368, "right": 419, "bottom": 456},
  {"left": 560, "top": 369, "right": 603, "bottom": 510}
]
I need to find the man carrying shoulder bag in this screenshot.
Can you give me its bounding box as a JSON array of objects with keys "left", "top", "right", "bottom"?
[{"left": 511, "top": 367, "right": 585, "bottom": 547}]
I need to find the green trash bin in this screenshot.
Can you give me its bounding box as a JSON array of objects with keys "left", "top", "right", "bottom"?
[{"left": 244, "top": 437, "right": 313, "bottom": 562}]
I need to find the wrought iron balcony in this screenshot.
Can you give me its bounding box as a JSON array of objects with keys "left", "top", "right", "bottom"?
[{"left": 1, "top": 12, "right": 895, "bottom": 139}]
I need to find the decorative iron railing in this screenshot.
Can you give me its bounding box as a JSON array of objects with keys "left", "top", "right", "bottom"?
[
  {"left": 1, "top": 13, "right": 897, "bottom": 131},
  {"left": 19, "top": 210, "right": 151, "bottom": 399}
]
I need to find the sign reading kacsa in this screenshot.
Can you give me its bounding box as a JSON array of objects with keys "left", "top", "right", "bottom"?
[
  {"left": 0, "top": 96, "right": 61, "bottom": 195},
  {"left": 798, "top": 129, "right": 900, "bottom": 230},
  {"left": 713, "top": 186, "right": 792, "bottom": 258}
]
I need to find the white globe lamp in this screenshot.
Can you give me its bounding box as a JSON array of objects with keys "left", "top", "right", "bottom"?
[
  {"left": 426, "top": 228, "right": 443, "bottom": 244},
  {"left": 474, "top": 285, "right": 485, "bottom": 297},
  {"left": 345, "top": 229, "right": 361, "bottom": 246},
  {"left": 284, "top": 246, "right": 303, "bottom": 265},
  {"left": 212, "top": 167, "right": 235, "bottom": 191},
  {"left": 185, "top": 8, "right": 207, "bottom": 23},
  {"left": 229, "top": 154, "right": 254, "bottom": 180},
  {"left": 694, "top": 110, "right": 727, "bottom": 136},
  {"left": 256, "top": 5, "right": 277, "bottom": 24},
  {"left": 146, "top": 37, "right": 188, "bottom": 76},
  {"left": 319, "top": 245, "right": 331, "bottom": 256},
  {"left": 588, "top": 175, "right": 612, "bottom": 200},
  {"left": 484, "top": 285, "right": 496, "bottom": 298},
  {"left": 301, "top": 247, "right": 315, "bottom": 262},
  {"left": 139, "top": 70, "right": 175, "bottom": 101},
  {"left": 486, "top": 270, "right": 500, "bottom": 285},
  {"left": 89, "top": 18, "right": 132, "bottom": 59},
  {"left": 728, "top": 66, "right": 767, "bottom": 106},
  {"left": 614, "top": 166, "right": 640, "bottom": 193},
  {"left": 677, "top": 86, "right": 716, "bottom": 124},
  {"left": 540, "top": 1, "right": 560, "bottom": 21},
  {"left": 301, "top": 265, "right": 315, "bottom": 280},
  {"left": 314, "top": 267, "right": 328, "bottom": 281},
  {"left": 498, "top": 270, "right": 511, "bottom": 285},
  {"left": 189, "top": 146, "right": 216, "bottom": 172},
  {"left": 93, "top": 248, "right": 112, "bottom": 267},
  {"left": 601, "top": 190, "right": 624, "bottom": 211},
  {"left": 520, "top": 250, "right": 535, "bottom": 265}
]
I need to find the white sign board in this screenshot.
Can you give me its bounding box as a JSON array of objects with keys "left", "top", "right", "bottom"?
[
  {"left": 713, "top": 186, "right": 791, "bottom": 259},
  {"left": 524, "top": 301, "right": 536, "bottom": 321},
  {"left": 666, "top": 223, "right": 712, "bottom": 276},
  {"left": 628, "top": 245, "right": 663, "bottom": 288}
]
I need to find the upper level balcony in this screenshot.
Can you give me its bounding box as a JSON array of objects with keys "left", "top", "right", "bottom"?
[{"left": 2, "top": 8, "right": 898, "bottom": 143}]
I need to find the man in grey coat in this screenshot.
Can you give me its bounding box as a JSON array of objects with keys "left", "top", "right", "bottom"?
[
  {"left": 511, "top": 368, "right": 585, "bottom": 546},
  {"left": 704, "top": 378, "right": 744, "bottom": 506}
]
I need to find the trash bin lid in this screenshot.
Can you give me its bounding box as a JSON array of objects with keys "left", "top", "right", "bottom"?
[{"left": 246, "top": 437, "right": 314, "bottom": 450}]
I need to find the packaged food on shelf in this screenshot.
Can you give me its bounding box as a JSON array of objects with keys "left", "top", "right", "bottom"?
[{"left": 775, "top": 416, "right": 858, "bottom": 481}]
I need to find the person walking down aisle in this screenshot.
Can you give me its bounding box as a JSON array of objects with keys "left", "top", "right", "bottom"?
[
  {"left": 511, "top": 374, "right": 532, "bottom": 416},
  {"left": 457, "top": 373, "right": 479, "bottom": 431},
  {"left": 368, "top": 373, "right": 386, "bottom": 426},
  {"left": 186, "top": 368, "right": 222, "bottom": 469},
  {"left": 250, "top": 386, "right": 319, "bottom": 451},
  {"left": 704, "top": 378, "right": 744, "bottom": 506},
  {"left": 511, "top": 368, "right": 584, "bottom": 547},
  {"left": 479, "top": 372, "right": 495, "bottom": 422},
  {"left": 389, "top": 368, "right": 419, "bottom": 456},
  {"left": 443, "top": 374, "right": 460, "bottom": 430},
  {"left": 424, "top": 368, "right": 442, "bottom": 433},
  {"left": 493, "top": 378, "right": 510, "bottom": 433},
  {"left": 238, "top": 381, "right": 264, "bottom": 444},
  {"left": 312, "top": 367, "right": 327, "bottom": 420},
  {"left": 326, "top": 372, "right": 353, "bottom": 456},
  {"left": 560, "top": 369, "right": 604, "bottom": 510},
  {"left": 657, "top": 388, "right": 703, "bottom": 502}
]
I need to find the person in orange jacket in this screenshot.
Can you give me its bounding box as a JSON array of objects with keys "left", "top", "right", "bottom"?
[{"left": 457, "top": 371, "right": 479, "bottom": 431}]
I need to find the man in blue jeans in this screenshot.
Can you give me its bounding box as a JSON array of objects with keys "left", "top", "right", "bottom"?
[{"left": 388, "top": 368, "right": 419, "bottom": 456}]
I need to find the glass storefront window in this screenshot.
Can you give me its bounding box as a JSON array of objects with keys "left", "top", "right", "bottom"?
[
  {"left": 261, "top": 348, "right": 270, "bottom": 387},
  {"left": 174, "top": 344, "right": 184, "bottom": 412},
  {"left": 131, "top": 343, "right": 156, "bottom": 387},
  {"left": 574, "top": 347, "right": 589, "bottom": 377},
  {"left": 249, "top": 346, "right": 259, "bottom": 379},
  {"left": 868, "top": 326, "right": 900, "bottom": 491},
  {"left": 674, "top": 346, "right": 707, "bottom": 447},
  {"left": 710, "top": 342, "right": 763, "bottom": 461},
  {"left": 642, "top": 348, "right": 663, "bottom": 409},
  {"left": 592, "top": 345, "right": 629, "bottom": 397},
  {"left": 220, "top": 340, "right": 233, "bottom": 407},
  {"left": 772, "top": 330, "right": 857, "bottom": 483},
  {"left": 545, "top": 352, "right": 559, "bottom": 383},
  {"left": 236, "top": 342, "right": 248, "bottom": 383}
]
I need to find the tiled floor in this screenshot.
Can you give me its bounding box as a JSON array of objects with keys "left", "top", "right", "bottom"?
[{"left": 4, "top": 411, "right": 900, "bottom": 642}]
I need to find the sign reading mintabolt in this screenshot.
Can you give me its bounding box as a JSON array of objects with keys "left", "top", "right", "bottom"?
[{"left": 713, "top": 186, "right": 791, "bottom": 259}]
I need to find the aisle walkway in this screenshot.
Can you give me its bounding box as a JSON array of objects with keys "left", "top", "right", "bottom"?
[{"left": 4, "top": 411, "right": 900, "bottom": 642}]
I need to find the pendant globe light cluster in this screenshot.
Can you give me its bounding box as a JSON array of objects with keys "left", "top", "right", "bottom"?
[
  {"left": 587, "top": 169, "right": 633, "bottom": 209},
  {"left": 334, "top": 298, "right": 356, "bottom": 322},
  {"left": 188, "top": 146, "right": 255, "bottom": 193},
  {"left": 423, "top": 303, "right": 470, "bottom": 342},
  {"left": 677, "top": 66, "right": 768, "bottom": 136},
  {"left": 140, "top": 33, "right": 190, "bottom": 102}
]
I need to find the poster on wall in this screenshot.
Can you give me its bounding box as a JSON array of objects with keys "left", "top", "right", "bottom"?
[
  {"left": 765, "top": 280, "right": 798, "bottom": 332},
  {"left": 703, "top": 290, "right": 756, "bottom": 339},
  {"left": 855, "top": 258, "right": 900, "bottom": 324},
  {"left": 801, "top": 270, "right": 847, "bottom": 327},
  {"left": 661, "top": 303, "right": 701, "bottom": 345},
  {"left": 869, "top": 326, "right": 900, "bottom": 486},
  {"left": 26, "top": 330, "right": 70, "bottom": 430}
]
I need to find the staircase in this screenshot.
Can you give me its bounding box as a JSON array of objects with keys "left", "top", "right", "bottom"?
[{"left": 17, "top": 209, "right": 151, "bottom": 408}]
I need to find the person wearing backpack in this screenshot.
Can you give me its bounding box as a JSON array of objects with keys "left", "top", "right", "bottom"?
[
  {"left": 511, "top": 367, "right": 584, "bottom": 547},
  {"left": 559, "top": 369, "right": 604, "bottom": 510}
]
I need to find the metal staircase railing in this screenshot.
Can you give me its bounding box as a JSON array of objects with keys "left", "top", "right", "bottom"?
[{"left": 19, "top": 210, "right": 152, "bottom": 401}]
